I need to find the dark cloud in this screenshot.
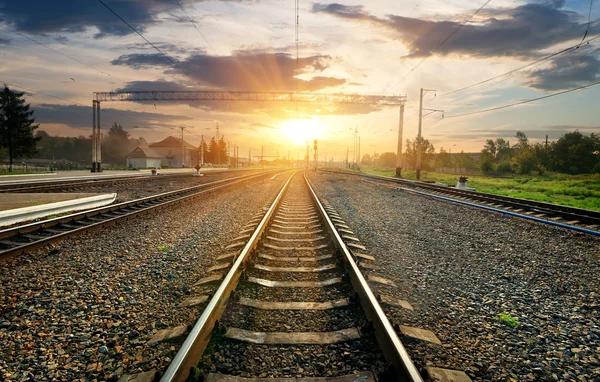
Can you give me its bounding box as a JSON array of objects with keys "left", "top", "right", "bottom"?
[
  {"left": 0, "top": 0, "right": 256, "bottom": 38},
  {"left": 526, "top": 49, "right": 600, "bottom": 90},
  {"left": 116, "top": 80, "right": 192, "bottom": 92},
  {"left": 312, "top": 2, "right": 585, "bottom": 59},
  {"left": 34, "top": 103, "right": 193, "bottom": 130},
  {"left": 112, "top": 51, "right": 347, "bottom": 91},
  {"left": 0, "top": 37, "right": 10, "bottom": 45}
]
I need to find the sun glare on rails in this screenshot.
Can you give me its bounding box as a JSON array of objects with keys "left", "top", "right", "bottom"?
[{"left": 279, "top": 119, "right": 323, "bottom": 144}]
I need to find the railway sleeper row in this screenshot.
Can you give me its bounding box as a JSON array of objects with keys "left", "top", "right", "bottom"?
[{"left": 128, "top": 172, "right": 471, "bottom": 382}]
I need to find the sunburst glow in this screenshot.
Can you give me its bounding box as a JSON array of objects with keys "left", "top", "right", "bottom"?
[{"left": 279, "top": 119, "right": 324, "bottom": 145}]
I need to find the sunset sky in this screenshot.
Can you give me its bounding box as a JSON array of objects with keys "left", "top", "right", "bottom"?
[{"left": 0, "top": 0, "right": 599, "bottom": 161}]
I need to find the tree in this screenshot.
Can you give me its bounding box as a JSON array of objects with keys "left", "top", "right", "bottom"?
[
  {"left": 361, "top": 153, "right": 372, "bottom": 166},
  {"left": 376, "top": 152, "right": 396, "bottom": 167},
  {"left": 218, "top": 136, "right": 228, "bottom": 165},
  {"left": 0, "top": 86, "right": 40, "bottom": 171},
  {"left": 405, "top": 137, "right": 435, "bottom": 169},
  {"left": 207, "top": 137, "right": 218, "bottom": 164},
  {"left": 550, "top": 131, "right": 600, "bottom": 174}
]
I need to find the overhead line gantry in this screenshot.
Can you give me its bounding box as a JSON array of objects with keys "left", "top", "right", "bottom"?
[{"left": 90, "top": 90, "right": 407, "bottom": 173}]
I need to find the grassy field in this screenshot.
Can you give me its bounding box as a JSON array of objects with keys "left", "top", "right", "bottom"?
[{"left": 354, "top": 167, "right": 600, "bottom": 212}]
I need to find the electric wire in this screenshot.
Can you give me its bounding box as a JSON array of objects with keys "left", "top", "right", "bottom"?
[
  {"left": 3, "top": 28, "right": 122, "bottom": 84},
  {"left": 97, "top": 0, "right": 191, "bottom": 78},
  {"left": 173, "top": 0, "right": 218, "bottom": 55},
  {"left": 579, "top": 0, "right": 595, "bottom": 45},
  {"left": 437, "top": 34, "right": 600, "bottom": 98},
  {"left": 381, "top": 0, "right": 492, "bottom": 96},
  {"left": 445, "top": 78, "right": 600, "bottom": 119}
]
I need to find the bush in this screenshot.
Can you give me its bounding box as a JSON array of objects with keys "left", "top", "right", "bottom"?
[
  {"left": 495, "top": 161, "right": 513, "bottom": 175},
  {"left": 479, "top": 155, "right": 495, "bottom": 175}
]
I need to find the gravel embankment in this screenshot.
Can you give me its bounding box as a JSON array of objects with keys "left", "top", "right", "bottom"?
[
  {"left": 66, "top": 170, "right": 260, "bottom": 203},
  {"left": 309, "top": 172, "right": 600, "bottom": 382},
  {"left": 0, "top": 172, "right": 288, "bottom": 381}
]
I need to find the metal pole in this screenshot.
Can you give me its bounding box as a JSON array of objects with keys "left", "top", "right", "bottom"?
[
  {"left": 416, "top": 88, "right": 424, "bottom": 180},
  {"left": 395, "top": 103, "right": 404, "bottom": 177},
  {"left": 96, "top": 101, "right": 102, "bottom": 172},
  {"left": 181, "top": 127, "right": 185, "bottom": 167},
  {"left": 358, "top": 136, "right": 360, "bottom": 168},
  {"left": 91, "top": 100, "right": 97, "bottom": 172},
  {"left": 216, "top": 124, "right": 220, "bottom": 166},
  {"left": 200, "top": 135, "right": 204, "bottom": 165}
]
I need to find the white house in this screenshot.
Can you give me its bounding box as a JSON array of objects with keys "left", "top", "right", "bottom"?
[
  {"left": 149, "top": 136, "right": 199, "bottom": 168},
  {"left": 126, "top": 146, "right": 162, "bottom": 169}
]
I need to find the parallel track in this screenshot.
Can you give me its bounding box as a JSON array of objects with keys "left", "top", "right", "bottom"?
[
  {"left": 0, "top": 170, "right": 280, "bottom": 259},
  {"left": 0, "top": 172, "right": 205, "bottom": 193},
  {"left": 161, "top": 172, "right": 422, "bottom": 381},
  {"left": 324, "top": 169, "right": 600, "bottom": 232}
]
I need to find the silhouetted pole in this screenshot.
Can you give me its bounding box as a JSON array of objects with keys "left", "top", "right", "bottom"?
[
  {"left": 96, "top": 101, "right": 102, "bottom": 172},
  {"left": 395, "top": 103, "right": 404, "bottom": 177},
  {"left": 92, "top": 100, "right": 97, "bottom": 172}
]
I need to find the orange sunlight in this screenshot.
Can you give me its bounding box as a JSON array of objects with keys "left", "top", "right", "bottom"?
[{"left": 278, "top": 119, "right": 324, "bottom": 145}]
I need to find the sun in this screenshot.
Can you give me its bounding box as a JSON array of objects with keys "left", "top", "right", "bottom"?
[{"left": 279, "top": 119, "right": 323, "bottom": 145}]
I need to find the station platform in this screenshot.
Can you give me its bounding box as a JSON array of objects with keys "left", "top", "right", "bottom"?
[{"left": 0, "top": 193, "right": 116, "bottom": 227}]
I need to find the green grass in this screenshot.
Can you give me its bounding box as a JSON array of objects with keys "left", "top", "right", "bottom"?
[
  {"left": 157, "top": 244, "right": 170, "bottom": 252},
  {"left": 352, "top": 167, "right": 600, "bottom": 212},
  {"left": 495, "top": 312, "right": 519, "bottom": 328}
]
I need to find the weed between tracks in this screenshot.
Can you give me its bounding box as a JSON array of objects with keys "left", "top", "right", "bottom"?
[{"left": 495, "top": 311, "right": 519, "bottom": 328}]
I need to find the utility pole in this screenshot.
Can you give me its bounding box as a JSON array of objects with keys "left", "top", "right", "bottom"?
[
  {"left": 358, "top": 136, "right": 360, "bottom": 168},
  {"left": 96, "top": 101, "right": 101, "bottom": 172},
  {"left": 305, "top": 140, "right": 309, "bottom": 168},
  {"left": 180, "top": 127, "right": 185, "bottom": 167},
  {"left": 216, "top": 123, "right": 220, "bottom": 166},
  {"left": 92, "top": 100, "right": 97, "bottom": 172},
  {"left": 417, "top": 88, "right": 443, "bottom": 180},
  {"left": 395, "top": 103, "right": 405, "bottom": 177},
  {"left": 200, "top": 135, "right": 204, "bottom": 165},
  {"left": 228, "top": 142, "right": 231, "bottom": 167}
]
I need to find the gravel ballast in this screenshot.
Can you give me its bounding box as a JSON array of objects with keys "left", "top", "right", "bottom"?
[
  {"left": 309, "top": 172, "right": 600, "bottom": 382},
  {"left": 0, "top": 172, "right": 288, "bottom": 381}
]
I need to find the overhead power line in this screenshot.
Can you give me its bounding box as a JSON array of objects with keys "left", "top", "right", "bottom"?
[
  {"left": 579, "top": 0, "right": 595, "bottom": 45},
  {"left": 97, "top": 0, "right": 191, "bottom": 78},
  {"left": 173, "top": 0, "right": 218, "bottom": 55},
  {"left": 4, "top": 28, "right": 122, "bottom": 84},
  {"left": 445, "top": 79, "right": 600, "bottom": 119},
  {"left": 0, "top": 79, "right": 151, "bottom": 128},
  {"left": 438, "top": 34, "right": 600, "bottom": 99},
  {"left": 382, "top": 0, "right": 492, "bottom": 95},
  {"left": 0, "top": 79, "right": 88, "bottom": 106}
]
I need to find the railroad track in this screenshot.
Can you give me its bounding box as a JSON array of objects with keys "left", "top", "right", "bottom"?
[
  {"left": 155, "top": 172, "right": 428, "bottom": 382},
  {"left": 324, "top": 169, "right": 600, "bottom": 235},
  {"left": 0, "top": 172, "right": 196, "bottom": 193},
  {"left": 0, "top": 170, "right": 281, "bottom": 259}
]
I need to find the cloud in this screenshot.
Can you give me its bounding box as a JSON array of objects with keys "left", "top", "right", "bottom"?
[
  {"left": 0, "top": 37, "right": 10, "bottom": 45},
  {"left": 112, "top": 51, "right": 347, "bottom": 91},
  {"left": 526, "top": 49, "right": 600, "bottom": 91},
  {"left": 33, "top": 103, "right": 193, "bottom": 130},
  {"left": 312, "top": 2, "right": 585, "bottom": 59},
  {"left": 0, "top": 0, "right": 256, "bottom": 38}
]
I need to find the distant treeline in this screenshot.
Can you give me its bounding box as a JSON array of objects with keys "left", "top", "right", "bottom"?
[
  {"left": 34, "top": 123, "right": 141, "bottom": 166},
  {"left": 478, "top": 131, "right": 600, "bottom": 175},
  {"left": 362, "top": 131, "right": 600, "bottom": 175}
]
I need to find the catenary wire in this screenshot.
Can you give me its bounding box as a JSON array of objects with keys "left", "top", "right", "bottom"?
[
  {"left": 173, "top": 0, "right": 218, "bottom": 55},
  {"left": 97, "top": 0, "right": 191, "bottom": 78},
  {"left": 445, "top": 79, "right": 600, "bottom": 119}
]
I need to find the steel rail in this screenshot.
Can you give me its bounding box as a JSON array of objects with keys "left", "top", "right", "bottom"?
[
  {"left": 304, "top": 173, "right": 423, "bottom": 381},
  {"left": 162, "top": 172, "right": 423, "bottom": 381},
  {"left": 368, "top": 180, "right": 600, "bottom": 237},
  {"left": 161, "top": 171, "right": 298, "bottom": 381},
  {"left": 323, "top": 169, "right": 600, "bottom": 227},
  {"left": 0, "top": 170, "right": 280, "bottom": 259},
  {"left": 0, "top": 172, "right": 205, "bottom": 193}
]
